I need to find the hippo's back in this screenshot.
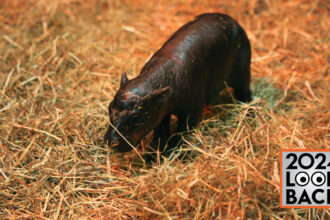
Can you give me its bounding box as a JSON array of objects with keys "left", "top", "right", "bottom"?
[{"left": 140, "top": 13, "right": 250, "bottom": 110}]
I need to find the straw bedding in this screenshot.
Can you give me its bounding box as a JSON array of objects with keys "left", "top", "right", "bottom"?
[{"left": 0, "top": 0, "right": 329, "bottom": 218}]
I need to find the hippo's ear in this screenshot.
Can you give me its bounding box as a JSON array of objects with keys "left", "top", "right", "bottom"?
[
  {"left": 144, "top": 86, "right": 173, "bottom": 105},
  {"left": 120, "top": 72, "right": 129, "bottom": 87}
]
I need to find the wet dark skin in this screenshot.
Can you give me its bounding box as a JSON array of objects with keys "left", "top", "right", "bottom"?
[{"left": 104, "top": 13, "right": 252, "bottom": 157}]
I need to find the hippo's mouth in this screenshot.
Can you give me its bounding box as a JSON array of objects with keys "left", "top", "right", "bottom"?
[
  {"left": 104, "top": 125, "right": 144, "bottom": 153},
  {"left": 107, "top": 138, "right": 140, "bottom": 153}
]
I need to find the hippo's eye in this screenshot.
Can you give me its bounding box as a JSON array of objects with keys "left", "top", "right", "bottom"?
[{"left": 131, "top": 115, "right": 141, "bottom": 127}]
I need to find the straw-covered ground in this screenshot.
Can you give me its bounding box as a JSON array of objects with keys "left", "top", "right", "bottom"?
[{"left": 0, "top": 0, "right": 329, "bottom": 219}]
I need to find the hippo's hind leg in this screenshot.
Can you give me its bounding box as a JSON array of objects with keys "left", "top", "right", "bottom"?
[{"left": 227, "top": 35, "right": 252, "bottom": 103}]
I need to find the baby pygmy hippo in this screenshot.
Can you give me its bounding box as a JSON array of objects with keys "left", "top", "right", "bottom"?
[{"left": 104, "top": 13, "right": 252, "bottom": 154}]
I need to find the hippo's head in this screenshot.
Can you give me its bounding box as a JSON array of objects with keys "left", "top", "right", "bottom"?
[{"left": 104, "top": 72, "right": 172, "bottom": 152}]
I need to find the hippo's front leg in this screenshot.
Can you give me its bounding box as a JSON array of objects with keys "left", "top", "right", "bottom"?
[
  {"left": 177, "top": 106, "right": 203, "bottom": 132},
  {"left": 144, "top": 115, "right": 171, "bottom": 162},
  {"left": 151, "top": 114, "right": 171, "bottom": 152},
  {"left": 166, "top": 106, "right": 203, "bottom": 152}
]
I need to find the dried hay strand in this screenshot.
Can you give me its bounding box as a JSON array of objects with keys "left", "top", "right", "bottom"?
[{"left": 0, "top": 0, "right": 329, "bottom": 219}]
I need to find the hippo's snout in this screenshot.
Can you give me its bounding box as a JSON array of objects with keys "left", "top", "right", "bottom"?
[{"left": 104, "top": 126, "right": 135, "bottom": 152}]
